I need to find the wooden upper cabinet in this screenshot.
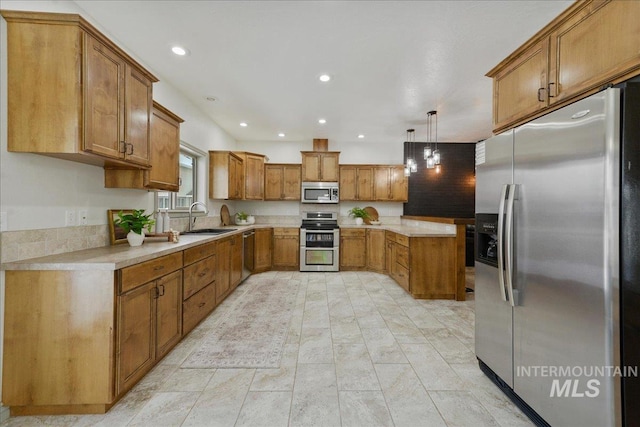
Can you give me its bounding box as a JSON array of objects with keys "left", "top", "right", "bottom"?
[
  {"left": 301, "top": 152, "right": 340, "bottom": 182},
  {"left": 104, "top": 101, "right": 183, "bottom": 191},
  {"left": 487, "top": 0, "right": 640, "bottom": 132},
  {"left": 209, "top": 151, "right": 243, "bottom": 200},
  {"left": 374, "top": 166, "right": 408, "bottom": 202},
  {"left": 490, "top": 38, "right": 549, "bottom": 132},
  {"left": 548, "top": 0, "right": 640, "bottom": 104},
  {"left": 2, "top": 11, "right": 158, "bottom": 167},
  {"left": 339, "top": 165, "right": 374, "bottom": 201},
  {"left": 233, "top": 152, "right": 265, "bottom": 200},
  {"left": 265, "top": 164, "right": 301, "bottom": 200}
]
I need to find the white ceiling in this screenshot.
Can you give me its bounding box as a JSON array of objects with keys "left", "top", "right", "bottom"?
[{"left": 74, "top": 0, "right": 572, "bottom": 146}]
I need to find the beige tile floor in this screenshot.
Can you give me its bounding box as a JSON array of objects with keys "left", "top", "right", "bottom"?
[{"left": 2, "top": 270, "right": 533, "bottom": 427}]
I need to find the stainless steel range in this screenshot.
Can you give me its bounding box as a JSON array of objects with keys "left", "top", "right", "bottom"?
[{"left": 300, "top": 212, "right": 340, "bottom": 272}]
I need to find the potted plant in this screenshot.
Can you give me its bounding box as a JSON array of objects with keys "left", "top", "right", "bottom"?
[
  {"left": 114, "top": 209, "right": 155, "bottom": 246},
  {"left": 348, "top": 207, "right": 369, "bottom": 226},
  {"left": 235, "top": 211, "right": 249, "bottom": 225}
]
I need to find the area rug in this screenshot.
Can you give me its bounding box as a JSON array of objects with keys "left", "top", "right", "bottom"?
[{"left": 181, "top": 277, "right": 299, "bottom": 368}]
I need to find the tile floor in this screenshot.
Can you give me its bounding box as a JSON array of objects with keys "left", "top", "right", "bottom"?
[{"left": 1, "top": 270, "right": 533, "bottom": 427}]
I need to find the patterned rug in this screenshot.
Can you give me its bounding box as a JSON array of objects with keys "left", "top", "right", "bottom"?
[{"left": 181, "top": 277, "right": 298, "bottom": 369}]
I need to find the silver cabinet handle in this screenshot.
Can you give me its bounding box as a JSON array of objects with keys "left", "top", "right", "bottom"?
[
  {"left": 505, "top": 184, "right": 517, "bottom": 307},
  {"left": 497, "top": 185, "right": 508, "bottom": 302}
]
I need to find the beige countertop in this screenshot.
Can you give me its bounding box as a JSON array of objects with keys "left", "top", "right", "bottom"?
[{"left": 1, "top": 223, "right": 454, "bottom": 271}]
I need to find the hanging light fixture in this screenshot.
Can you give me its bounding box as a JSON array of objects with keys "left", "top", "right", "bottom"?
[
  {"left": 423, "top": 110, "right": 441, "bottom": 172},
  {"left": 404, "top": 129, "right": 416, "bottom": 176}
]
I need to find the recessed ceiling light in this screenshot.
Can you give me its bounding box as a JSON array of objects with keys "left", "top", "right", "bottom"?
[
  {"left": 278, "top": 133, "right": 285, "bottom": 137},
  {"left": 358, "top": 134, "right": 365, "bottom": 139},
  {"left": 318, "top": 119, "right": 327, "bottom": 124},
  {"left": 319, "top": 74, "right": 331, "bottom": 82},
  {"left": 205, "top": 96, "right": 217, "bottom": 102},
  {"left": 171, "top": 46, "right": 189, "bottom": 56},
  {"left": 240, "top": 122, "right": 248, "bottom": 127}
]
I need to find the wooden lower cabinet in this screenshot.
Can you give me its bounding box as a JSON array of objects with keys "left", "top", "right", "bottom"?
[
  {"left": 254, "top": 228, "right": 273, "bottom": 272},
  {"left": 182, "top": 241, "right": 217, "bottom": 335},
  {"left": 272, "top": 227, "right": 300, "bottom": 270},
  {"left": 216, "top": 234, "right": 243, "bottom": 303},
  {"left": 385, "top": 231, "right": 456, "bottom": 299},
  {"left": 340, "top": 228, "right": 366, "bottom": 270},
  {"left": 366, "top": 228, "right": 386, "bottom": 272},
  {"left": 116, "top": 268, "right": 183, "bottom": 396}
]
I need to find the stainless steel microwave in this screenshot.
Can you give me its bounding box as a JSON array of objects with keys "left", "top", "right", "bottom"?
[{"left": 301, "top": 182, "right": 339, "bottom": 204}]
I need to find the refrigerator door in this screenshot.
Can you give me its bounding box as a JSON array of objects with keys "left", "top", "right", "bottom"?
[
  {"left": 475, "top": 130, "right": 514, "bottom": 387},
  {"left": 512, "top": 89, "right": 620, "bottom": 426}
]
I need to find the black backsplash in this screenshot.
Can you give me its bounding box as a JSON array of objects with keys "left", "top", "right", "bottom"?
[{"left": 403, "top": 142, "right": 476, "bottom": 218}]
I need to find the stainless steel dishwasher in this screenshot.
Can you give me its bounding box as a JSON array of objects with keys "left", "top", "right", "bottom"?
[{"left": 242, "top": 230, "right": 255, "bottom": 282}]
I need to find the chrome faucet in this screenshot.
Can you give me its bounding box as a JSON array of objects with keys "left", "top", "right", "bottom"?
[{"left": 188, "top": 201, "right": 209, "bottom": 231}]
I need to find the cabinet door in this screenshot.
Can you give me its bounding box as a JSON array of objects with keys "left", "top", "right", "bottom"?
[
  {"left": 491, "top": 38, "right": 549, "bottom": 131},
  {"left": 254, "top": 228, "right": 273, "bottom": 272},
  {"left": 156, "top": 270, "right": 183, "bottom": 359},
  {"left": 339, "top": 166, "right": 357, "bottom": 201},
  {"left": 230, "top": 234, "right": 243, "bottom": 288},
  {"left": 244, "top": 154, "right": 264, "bottom": 200},
  {"left": 117, "top": 282, "right": 155, "bottom": 395},
  {"left": 385, "top": 236, "right": 395, "bottom": 277},
  {"left": 123, "top": 66, "right": 152, "bottom": 166},
  {"left": 389, "top": 166, "right": 408, "bottom": 202},
  {"left": 339, "top": 229, "right": 366, "bottom": 269},
  {"left": 366, "top": 229, "right": 386, "bottom": 272},
  {"left": 374, "top": 167, "right": 391, "bottom": 201},
  {"left": 282, "top": 165, "right": 302, "bottom": 200},
  {"left": 84, "top": 34, "right": 125, "bottom": 160},
  {"left": 548, "top": 0, "right": 640, "bottom": 105},
  {"left": 302, "top": 153, "right": 321, "bottom": 181},
  {"left": 273, "top": 228, "right": 300, "bottom": 269},
  {"left": 232, "top": 155, "right": 244, "bottom": 199},
  {"left": 264, "top": 165, "right": 284, "bottom": 200},
  {"left": 320, "top": 153, "right": 339, "bottom": 181},
  {"left": 145, "top": 102, "right": 181, "bottom": 190},
  {"left": 357, "top": 167, "right": 374, "bottom": 200},
  {"left": 216, "top": 238, "right": 231, "bottom": 300}
]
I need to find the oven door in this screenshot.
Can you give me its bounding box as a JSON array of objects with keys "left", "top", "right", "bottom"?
[{"left": 300, "top": 247, "right": 339, "bottom": 272}]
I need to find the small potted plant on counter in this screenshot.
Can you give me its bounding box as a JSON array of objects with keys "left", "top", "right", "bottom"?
[
  {"left": 114, "top": 209, "right": 155, "bottom": 247},
  {"left": 348, "top": 207, "right": 369, "bottom": 226},
  {"left": 235, "top": 211, "right": 249, "bottom": 225}
]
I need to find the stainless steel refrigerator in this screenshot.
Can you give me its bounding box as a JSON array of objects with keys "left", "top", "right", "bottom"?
[{"left": 475, "top": 82, "right": 640, "bottom": 427}]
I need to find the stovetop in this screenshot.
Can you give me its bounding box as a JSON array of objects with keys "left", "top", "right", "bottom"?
[{"left": 300, "top": 211, "right": 339, "bottom": 230}]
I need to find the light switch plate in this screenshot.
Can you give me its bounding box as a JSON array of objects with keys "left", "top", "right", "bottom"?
[{"left": 0, "top": 212, "right": 7, "bottom": 231}]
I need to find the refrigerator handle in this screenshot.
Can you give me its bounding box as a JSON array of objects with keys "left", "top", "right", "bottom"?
[
  {"left": 505, "top": 184, "right": 517, "bottom": 306},
  {"left": 497, "top": 184, "right": 508, "bottom": 302}
]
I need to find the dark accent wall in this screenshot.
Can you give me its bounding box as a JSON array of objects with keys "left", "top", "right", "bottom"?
[{"left": 403, "top": 142, "right": 476, "bottom": 218}]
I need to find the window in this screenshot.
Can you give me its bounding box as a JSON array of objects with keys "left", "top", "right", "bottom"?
[{"left": 156, "top": 147, "right": 202, "bottom": 214}]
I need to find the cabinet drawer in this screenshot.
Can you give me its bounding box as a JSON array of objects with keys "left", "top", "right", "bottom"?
[
  {"left": 120, "top": 252, "right": 183, "bottom": 294},
  {"left": 396, "top": 245, "right": 409, "bottom": 269},
  {"left": 393, "top": 233, "right": 409, "bottom": 247},
  {"left": 184, "top": 241, "right": 216, "bottom": 266},
  {"left": 341, "top": 228, "right": 366, "bottom": 237},
  {"left": 183, "top": 255, "right": 216, "bottom": 300},
  {"left": 395, "top": 264, "right": 410, "bottom": 291},
  {"left": 183, "top": 283, "right": 216, "bottom": 335},
  {"left": 273, "top": 227, "right": 299, "bottom": 237}
]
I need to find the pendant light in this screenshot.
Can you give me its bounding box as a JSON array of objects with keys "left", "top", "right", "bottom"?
[
  {"left": 405, "top": 129, "right": 416, "bottom": 176},
  {"left": 424, "top": 110, "right": 441, "bottom": 172}
]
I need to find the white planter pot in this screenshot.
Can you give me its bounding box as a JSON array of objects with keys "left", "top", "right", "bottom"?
[
  {"left": 127, "top": 230, "right": 145, "bottom": 247},
  {"left": 355, "top": 217, "right": 364, "bottom": 226}
]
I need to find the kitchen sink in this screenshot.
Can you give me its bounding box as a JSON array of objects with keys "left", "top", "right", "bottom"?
[{"left": 181, "top": 228, "right": 237, "bottom": 235}]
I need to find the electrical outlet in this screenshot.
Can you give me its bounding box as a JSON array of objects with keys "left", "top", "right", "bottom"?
[
  {"left": 65, "top": 210, "right": 76, "bottom": 226},
  {"left": 0, "top": 212, "right": 7, "bottom": 231},
  {"left": 78, "top": 210, "right": 88, "bottom": 225}
]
